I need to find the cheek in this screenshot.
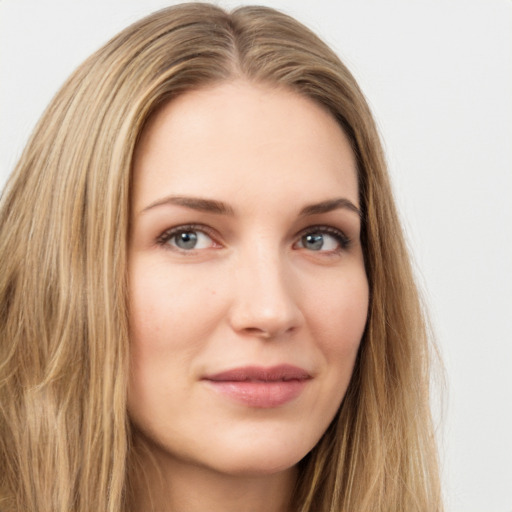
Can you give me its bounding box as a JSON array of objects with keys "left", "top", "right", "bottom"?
[
  {"left": 128, "top": 260, "right": 220, "bottom": 353},
  {"left": 294, "top": 270, "right": 368, "bottom": 444},
  {"left": 127, "top": 262, "right": 201, "bottom": 412},
  {"left": 304, "top": 268, "right": 368, "bottom": 412},
  {"left": 309, "top": 269, "right": 369, "bottom": 352},
  {"left": 126, "top": 258, "right": 234, "bottom": 419}
]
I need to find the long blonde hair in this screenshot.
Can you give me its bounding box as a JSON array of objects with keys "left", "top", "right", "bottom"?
[{"left": 0, "top": 3, "right": 442, "bottom": 511}]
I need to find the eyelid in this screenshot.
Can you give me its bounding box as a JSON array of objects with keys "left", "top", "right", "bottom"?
[
  {"left": 294, "top": 225, "right": 351, "bottom": 251},
  {"left": 155, "top": 223, "right": 351, "bottom": 254},
  {"left": 156, "top": 224, "right": 221, "bottom": 251}
]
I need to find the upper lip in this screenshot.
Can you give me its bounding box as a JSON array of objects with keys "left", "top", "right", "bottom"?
[{"left": 202, "top": 364, "right": 311, "bottom": 382}]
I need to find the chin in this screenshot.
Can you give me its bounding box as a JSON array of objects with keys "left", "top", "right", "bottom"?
[
  {"left": 219, "top": 453, "right": 299, "bottom": 476},
  {"left": 191, "top": 433, "right": 314, "bottom": 477}
]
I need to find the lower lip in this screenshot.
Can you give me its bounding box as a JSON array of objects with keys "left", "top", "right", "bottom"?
[{"left": 204, "top": 379, "right": 308, "bottom": 408}]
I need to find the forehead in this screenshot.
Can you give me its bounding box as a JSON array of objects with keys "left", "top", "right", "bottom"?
[{"left": 132, "top": 80, "right": 358, "bottom": 213}]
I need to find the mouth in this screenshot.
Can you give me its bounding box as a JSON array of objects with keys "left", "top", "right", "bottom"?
[{"left": 201, "top": 365, "right": 311, "bottom": 408}]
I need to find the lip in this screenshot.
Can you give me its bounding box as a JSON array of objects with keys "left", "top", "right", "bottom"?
[{"left": 201, "top": 364, "right": 311, "bottom": 408}]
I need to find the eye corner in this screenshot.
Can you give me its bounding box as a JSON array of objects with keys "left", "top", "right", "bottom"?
[
  {"left": 156, "top": 224, "right": 222, "bottom": 253},
  {"left": 294, "top": 225, "right": 351, "bottom": 254}
]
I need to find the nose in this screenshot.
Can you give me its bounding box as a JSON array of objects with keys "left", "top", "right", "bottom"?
[{"left": 228, "top": 246, "right": 304, "bottom": 339}]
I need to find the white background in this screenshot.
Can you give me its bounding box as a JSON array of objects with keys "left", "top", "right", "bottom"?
[{"left": 1, "top": 1, "right": 511, "bottom": 511}]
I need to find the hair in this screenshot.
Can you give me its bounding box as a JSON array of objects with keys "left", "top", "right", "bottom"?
[{"left": 0, "top": 3, "right": 442, "bottom": 511}]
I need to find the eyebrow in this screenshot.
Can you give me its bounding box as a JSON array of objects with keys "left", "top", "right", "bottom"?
[
  {"left": 141, "top": 195, "right": 235, "bottom": 216},
  {"left": 140, "top": 195, "right": 361, "bottom": 218},
  {"left": 299, "top": 198, "right": 361, "bottom": 218}
]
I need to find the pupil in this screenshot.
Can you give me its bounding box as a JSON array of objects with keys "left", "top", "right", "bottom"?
[
  {"left": 304, "top": 233, "right": 324, "bottom": 250},
  {"left": 176, "top": 231, "right": 197, "bottom": 249}
]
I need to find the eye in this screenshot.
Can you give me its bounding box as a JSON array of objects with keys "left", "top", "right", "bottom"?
[
  {"left": 295, "top": 227, "right": 350, "bottom": 253},
  {"left": 157, "top": 226, "right": 217, "bottom": 251}
]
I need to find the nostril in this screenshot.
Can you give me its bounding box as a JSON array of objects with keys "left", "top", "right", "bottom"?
[
  {"left": 228, "top": 276, "right": 304, "bottom": 338},
  {"left": 243, "top": 326, "right": 272, "bottom": 338},
  {"left": 241, "top": 325, "right": 296, "bottom": 339}
]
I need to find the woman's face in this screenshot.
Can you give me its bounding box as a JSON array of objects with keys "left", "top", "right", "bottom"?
[{"left": 128, "top": 81, "right": 368, "bottom": 476}]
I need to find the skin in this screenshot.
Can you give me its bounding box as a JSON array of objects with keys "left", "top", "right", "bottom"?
[{"left": 128, "top": 80, "right": 369, "bottom": 512}]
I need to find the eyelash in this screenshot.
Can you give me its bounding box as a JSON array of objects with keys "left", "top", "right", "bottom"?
[
  {"left": 156, "top": 224, "right": 351, "bottom": 253},
  {"left": 156, "top": 224, "right": 216, "bottom": 250},
  {"left": 299, "top": 225, "right": 351, "bottom": 252}
]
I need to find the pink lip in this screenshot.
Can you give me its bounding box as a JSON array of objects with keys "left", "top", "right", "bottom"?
[{"left": 202, "top": 365, "right": 311, "bottom": 408}]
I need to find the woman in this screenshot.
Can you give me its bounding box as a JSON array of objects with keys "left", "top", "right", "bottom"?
[{"left": 0, "top": 3, "right": 442, "bottom": 511}]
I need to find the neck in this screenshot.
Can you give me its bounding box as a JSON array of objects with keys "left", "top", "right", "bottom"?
[{"left": 128, "top": 440, "right": 298, "bottom": 512}]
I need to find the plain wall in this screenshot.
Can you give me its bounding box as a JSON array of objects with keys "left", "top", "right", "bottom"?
[{"left": 1, "top": 1, "right": 511, "bottom": 511}]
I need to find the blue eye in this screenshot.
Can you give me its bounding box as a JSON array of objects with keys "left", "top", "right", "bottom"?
[
  {"left": 158, "top": 227, "right": 215, "bottom": 251},
  {"left": 296, "top": 228, "right": 349, "bottom": 252}
]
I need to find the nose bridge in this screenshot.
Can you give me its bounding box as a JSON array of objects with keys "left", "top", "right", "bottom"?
[{"left": 229, "top": 238, "right": 302, "bottom": 337}]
